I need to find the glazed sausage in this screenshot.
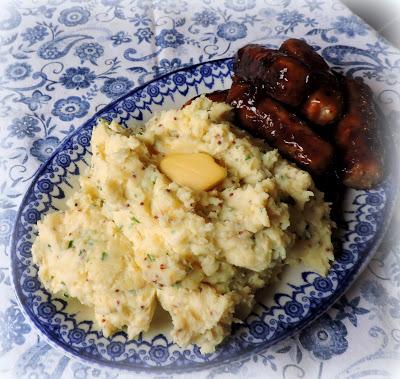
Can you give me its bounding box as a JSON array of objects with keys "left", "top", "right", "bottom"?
[
  {"left": 182, "top": 89, "right": 229, "bottom": 108},
  {"left": 204, "top": 89, "right": 229, "bottom": 103},
  {"left": 234, "top": 44, "right": 312, "bottom": 107},
  {"left": 280, "top": 39, "right": 343, "bottom": 126},
  {"left": 227, "top": 81, "right": 334, "bottom": 175},
  {"left": 280, "top": 38, "right": 329, "bottom": 72},
  {"left": 301, "top": 71, "right": 343, "bottom": 126},
  {"left": 335, "top": 77, "right": 384, "bottom": 189}
]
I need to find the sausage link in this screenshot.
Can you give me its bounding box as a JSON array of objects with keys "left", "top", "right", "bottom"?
[
  {"left": 234, "top": 44, "right": 312, "bottom": 107},
  {"left": 280, "top": 38, "right": 329, "bottom": 71},
  {"left": 301, "top": 71, "right": 343, "bottom": 126},
  {"left": 204, "top": 89, "right": 229, "bottom": 103},
  {"left": 227, "top": 81, "right": 334, "bottom": 175},
  {"left": 280, "top": 39, "right": 343, "bottom": 126},
  {"left": 181, "top": 89, "right": 229, "bottom": 108},
  {"left": 335, "top": 77, "right": 384, "bottom": 189}
]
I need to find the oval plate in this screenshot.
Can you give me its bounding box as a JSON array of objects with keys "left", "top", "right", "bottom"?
[{"left": 10, "top": 58, "right": 398, "bottom": 373}]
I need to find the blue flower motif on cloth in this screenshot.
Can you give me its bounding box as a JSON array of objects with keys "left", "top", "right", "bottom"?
[
  {"left": 360, "top": 279, "right": 389, "bottom": 305},
  {"left": 366, "top": 41, "right": 390, "bottom": 55},
  {"left": 19, "top": 90, "right": 51, "bottom": 111},
  {"left": 152, "top": 58, "right": 184, "bottom": 76},
  {"left": 299, "top": 314, "right": 348, "bottom": 360},
  {"left": 130, "top": 13, "right": 152, "bottom": 26},
  {"left": 8, "top": 116, "right": 40, "bottom": 139},
  {"left": 101, "top": 0, "right": 122, "bottom": 6},
  {"left": 332, "top": 15, "right": 369, "bottom": 38},
  {"left": 155, "top": 29, "right": 185, "bottom": 49},
  {"left": 52, "top": 96, "right": 90, "bottom": 121},
  {"left": 192, "top": 10, "right": 220, "bottom": 27},
  {"left": 217, "top": 21, "right": 247, "bottom": 41},
  {"left": 369, "top": 66, "right": 400, "bottom": 86},
  {"left": 21, "top": 25, "right": 49, "bottom": 45},
  {"left": 277, "top": 10, "right": 306, "bottom": 32},
  {"left": 304, "top": 17, "right": 318, "bottom": 28},
  {"left": 224, "top": 0, "right": 256, "bottom": 12},
  {"left": 58, "top": 6, "right": 90, "bottom": 27},
  {"left": 333, "top": 296, "right": 369, "bottom": 327},
  {"left": 75, "top": 42, "right": 104, "bottom": 65},
  {"left": 60, "top": 67, "right": 96, "bottom": 90},
  {"left": 30, "top": 137, "right": 60, "bottom": 162},
  {"left": 4, "top": 63, "right": 32, "bottom": 81},
  {"left": 35, "top": 5, "right": 56, "bottom": 19},
  {"left": 37, "top": 34, "right": 93, "bottom": 60},
  {"left": 134, "top": 27, "right": 153, "bottom": 44},
  {"left": 0, "top": 209, "right": 17, "bottom": 246},
  {"left": 303, "top": 0, "right": 324, "bottom": 12},
  {"left": 110, "top": 31, "right": 132, "bottom": 46},
  {"left": 388, "top": 296, "right": 400, "bottom": 318},
  {"left": 0, "top": 302, "right": 31, "bottom": 354},
  {"left": 153, "top": 0, "right": 188, "bottom": 15},
  {"left": 135, "top": 0, "right": 153, "bottom": 11},
  {"left": 100, "top": 76, "right": 133, "bottom": 99},
  {"left": 0, "top": 104, "right": 11, "bottom": 118},
  {"left": 70, "top": 362, "right": 102, "bottom": 379},
  {"left": 13, "top": 342, "right": 68, "bottom": 379}
]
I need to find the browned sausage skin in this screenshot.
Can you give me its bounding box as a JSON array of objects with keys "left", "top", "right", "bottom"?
[
  {"left": 204, "top": 89, "right": 229, "bottom": 103},
  {"left": 280, "top": 39, "right": 343, "bottom": 126},
  {"left": 181, "top": 89, "right": 229, "bottom": 108},
  {"left": 335, "top": 77, "right": 384, "bottom": 189},
  {"left": 301, "top": 71, "right": 343, "bottom": 126},
  {"left": 182, "top": 41, "right": 383, "bottom": 190},
  {"left": 280, "top": 38, "right": 329, "bottom": 71},
  {"left": 227, "top": 81, "right": 334, "bottom": 175},
  {"left": 234, "top": 44, "right": 312, "bottom": 107}
]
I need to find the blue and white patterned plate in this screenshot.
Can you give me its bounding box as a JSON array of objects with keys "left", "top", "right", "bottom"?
[{"left": 10, "top": 58, "right": 399, "bottom": 373}]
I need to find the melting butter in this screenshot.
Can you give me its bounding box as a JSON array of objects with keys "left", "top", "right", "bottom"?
[{"left": 160, "top": 152, "right": 227, "bottom": 191}]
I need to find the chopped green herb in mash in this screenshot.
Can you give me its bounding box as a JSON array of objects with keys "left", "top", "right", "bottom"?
[{"left": 32, "top": 96, "right": 333, "bottom": 354}]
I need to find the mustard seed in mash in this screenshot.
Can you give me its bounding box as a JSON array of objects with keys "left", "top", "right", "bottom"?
[{"left": 32, "top": 96, "right": 334, "bottom": 353}]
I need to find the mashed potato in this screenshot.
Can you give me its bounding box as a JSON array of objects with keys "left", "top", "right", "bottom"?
[{"left": 32, "top": 96, "right": 334, "bottom": 353}]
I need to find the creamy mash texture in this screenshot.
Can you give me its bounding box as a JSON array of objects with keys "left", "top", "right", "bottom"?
[{"left": 32, "top": 96, "right": 334, "bottom": 353}]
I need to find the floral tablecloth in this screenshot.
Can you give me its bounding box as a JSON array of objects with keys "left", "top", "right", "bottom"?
[{"left": 1, "top": 0, "right": 400, "bottom": 378}]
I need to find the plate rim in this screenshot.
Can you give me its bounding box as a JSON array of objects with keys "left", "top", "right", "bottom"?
[{"left": 9, "top": 57, "right": 399, "bottom": 374}]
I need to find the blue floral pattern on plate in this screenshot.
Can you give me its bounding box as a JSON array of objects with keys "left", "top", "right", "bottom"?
[
  {"left": 299, "top": 314, "right": 348, "bottom": 360},
  {"left": 10, "top": 58, "right": 399, "bottom": 372}
]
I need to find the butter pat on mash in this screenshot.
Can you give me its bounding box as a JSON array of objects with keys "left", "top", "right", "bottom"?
[
  {"left": 32, "top": 96, "right": 334, "bottom": 353},
  {"left": 160, "top": 153, "right": 227, "bottom": 191}
]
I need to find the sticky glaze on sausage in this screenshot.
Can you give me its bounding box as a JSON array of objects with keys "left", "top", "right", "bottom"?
[
  {"left": 234, "top": 44, "right": 311, "bottom": 107},
  {"left": 280, "top": 39, "right": 343, "bottom": 126},
  {"left": 335, "top": 77, "right": 384, "bottom": 189},
  {"left": 301, "top": 71, "right": 343, "bottom": 126},
  {"left": 182, "top": 89, "right": 229, "bottom": 108},
  {"left": 227, "top": 81, "right": 334, "bottom": 175},
  {"left": 280, "top": 38, "right": 329, "bottom": 72}
]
